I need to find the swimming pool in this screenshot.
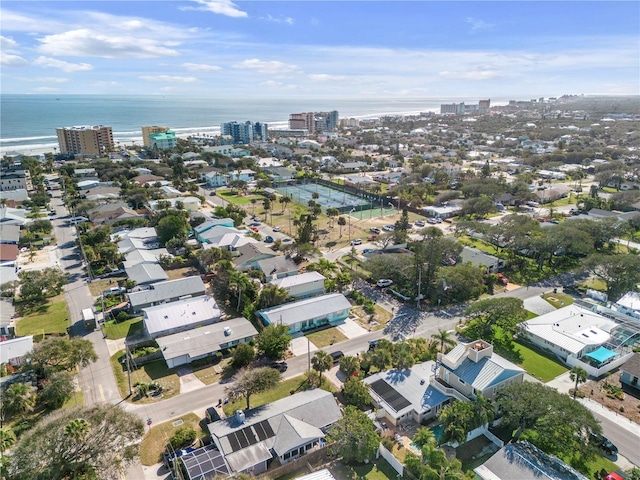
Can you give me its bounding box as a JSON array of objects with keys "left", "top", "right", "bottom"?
[{"left": 411, "top": 424, "right": 445, "bottom": 450}]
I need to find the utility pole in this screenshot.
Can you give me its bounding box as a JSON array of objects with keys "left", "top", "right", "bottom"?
[{"left": 125, "top": 343, "right": 132, "bottom": 396}]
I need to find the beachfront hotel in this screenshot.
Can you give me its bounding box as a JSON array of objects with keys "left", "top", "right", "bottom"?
[{"left": 56, "top": 125, "right": 114, "bottom": 156}]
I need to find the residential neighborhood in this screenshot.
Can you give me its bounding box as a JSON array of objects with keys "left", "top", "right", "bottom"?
[{"left": 1, "top": 95, "right": 639, "bottom": 480}]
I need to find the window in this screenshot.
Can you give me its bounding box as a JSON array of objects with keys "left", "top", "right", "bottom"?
[
  {"left": 284, "top": 452, "right": 290, "bottom": 460},
  {"left": 458, "top": 378, "right": 465, "bottom": 385}
]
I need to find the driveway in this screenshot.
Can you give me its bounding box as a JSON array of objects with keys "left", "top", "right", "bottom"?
[
  {"left": 290, "top": 336, "right": 318, "bottom": 356},
  {"left": 336, "top": 318, "right": 369, "bottom": 339},
  {"left": 523, "top": 295, "right": 556, "bottom": 315}
]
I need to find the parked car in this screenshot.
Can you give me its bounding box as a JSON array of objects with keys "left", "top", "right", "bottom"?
[
  {"left": 382, "top": 224, "right": 395, "bottom": 231},
  {"left": 268, "top": 361, "right": 288, "bottom": 373},
  {"left": 414, "top": 220, "right": 426, "bottom": 227},
  {"left": 590, "top": 433, "right": 618, "bottom": 455},
  {"left": 368, "top": 340, "right": 378, "bottom": 351},
  {"left": 428, "top": 218, "right": 438, "bottom": 224},
  {"left": 69, "top": 216, "right": 89, "bottom": 225},
  {"left": 363, "top": 248, "right": 374, "bottom": 254},
  {"left": 103, "top": 287, "right": 126, "bottom": 296},
  {"left": 367, "top": 235, "right": 378, "bottom": 241},
  {"left": 376, "top": 279, "right": 393, "bottom": 288},
  {"left": 330, "top": 351, "right": 344, "bottom": 363},
  {"left": 264, "top": 236, "right": 274, "bottom": 243},
  {"left": 369, "top": 227, "right": 381, "bottom": 234},
  {"left": 272, "top": 226, "right": 281, "bottom": 232},
  {"left": 351, "top": 238, "right": 362, "bottom": 246}
]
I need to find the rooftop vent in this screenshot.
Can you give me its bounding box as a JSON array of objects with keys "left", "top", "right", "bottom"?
[{"left": 235, "top": 410, "right": 245, "bottom": 425}]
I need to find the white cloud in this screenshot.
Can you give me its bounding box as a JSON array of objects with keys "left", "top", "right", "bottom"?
[
  {"left": 139, "top": 75, "right": 198, "bottom": 83},
  {"left": 1, "top": 52, "right": 28, "bottom": 67},
  {"left": 308, "top": 73, "right": 345, "bottom": 82},
  {"left": 1, "top": 36, "right": 18, "bottom": 49},
  {"left": 181, "top": 0, "right": 248, "bottom": 18},
  {"left": 261, "top": 80, "right": 299, "bottom": 90},
  {"left": 234, "top": 58, "right": 299, "bottom": 75},
  {"left": 466, "top": 17, "right": 496, "bottom": 33},
  {"left": 38, "top": 29, "right": 180, "bottom": 58},
  {"left": 439, "top": 69, "right": 502, "bottom": 81},
  {"left": 181, "top": 62, "right": 222, "bottom": 72},
  {"left": 92, "top": 81, "right": 123, "bottom": 88},
  {"left": 33, "top": 86, "right": 61, "bottom": 92},
  {"left": 262, "top": 14, "right": 294, "bottom": 25},
  {"left": 34, "top": 56, "right": 93, "bottom": 72},
  {"left": 28, "top": 76, "right": 69, "bottom": 84}
]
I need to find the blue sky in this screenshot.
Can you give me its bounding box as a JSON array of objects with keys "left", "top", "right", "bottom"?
[{"left": 1, "top": 1, "right": 638, "bottom": 97}]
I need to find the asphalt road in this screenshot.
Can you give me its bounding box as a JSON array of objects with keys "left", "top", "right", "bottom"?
[{"left": 591, "top": 410, "right": 640, "bottom": 468}]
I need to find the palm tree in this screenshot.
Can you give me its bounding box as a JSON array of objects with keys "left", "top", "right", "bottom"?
[
  {"left": 64, "top": 418, "right": 90, "bottom": 442},
  {"left": 250, "top": 198, "right": 257, "bottom": 216},
  {"left": 0, "top": 428, "right": 16, "bottom": 456},
  {"left": 229, "top": 271, "right": 251, "bottom": 311},
  {"left": 392, "top": 341, "right": 415, "bottom": 370},
  {"left": 439, "top": 401, "right": 474, "bottom": 445},
  {"left": 310, "top": 350, "right": 333, "bottom": 386},
  {"left": 412, "top": 427, "right": 436, "bottom": 449},
  {"left": 3, "top": 383, "right": 35, "bottom": 419},
  {"left": 337, "top": 217, "right": 346, "bottom": 237},
  {"left": 326, "top": 208, "right": 339, "bottom": 228},
  {"left": 308, "top": 258, "right": 339, "bottom": 278},
  {"left": 570, "top": 366, "right": 588, "bottom": 400},
  {"left": 431, "top": 329, "right": 456, "bottom": 353}
]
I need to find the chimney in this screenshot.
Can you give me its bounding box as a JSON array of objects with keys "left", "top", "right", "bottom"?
[{"left": 235, "top": 410, "right": 246, "bottom": 425}]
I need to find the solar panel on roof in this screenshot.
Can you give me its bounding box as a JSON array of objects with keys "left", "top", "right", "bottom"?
[
  {"left": 227, "top": 433, "right": 241, "bottom": 452},
  {"left": 370, "top": 379, "right": 411, "bottom": 412},
  {"left": 260, "top": 419, "right": 275, "bottom": 438},
  {"left": 244, "top": 426, "right": 258, "bottom": 445},
  {"left": 254, "top": 422, "right": 268, "bottom": 441},
  {"left": 236, "top": 430, "right": 249, "bottom": 449}
]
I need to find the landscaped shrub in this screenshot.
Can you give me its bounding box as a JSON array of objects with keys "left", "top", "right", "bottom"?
[{"left": 169, "top": 427, "right": 197, "bottom": 450}]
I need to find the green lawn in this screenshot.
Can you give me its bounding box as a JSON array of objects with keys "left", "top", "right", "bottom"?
[
  {"left": 191, "top": 358, "right": 235, "bottom": 386},
  {"left": 217, "top": 190, "right": 263, "bottom": 205},
  {"left": 140, "top": 413, "right": 206, "bottom": 466},
  {"left": 580, "top": 277, "right": 607, "bottom": 292},
  {"left": 16, "top": 298, "right": 70, "bottom": 337},
  {"left": 525, "top": 310, "right": 539, "bottom": 320},
  {"left": 329, "top": 458, "right": 398, "bottom": 480},
  {"left": 513, "top": 341, "right": 568, "bottom": 382},
  {"left": 110, "top": 350, "right": 181, "bottom": 403},
  {"left": 102, "top": 317, "right": 143, "bottom": 340},
  {"left": 541, "top": 292, "right": 574, "bottom": 309},
  {"left": 223, "top": 377, "right": 335, "bottom": 417},
  {"left": 306, "top": 327, "right": 348, "bottom": 348}
]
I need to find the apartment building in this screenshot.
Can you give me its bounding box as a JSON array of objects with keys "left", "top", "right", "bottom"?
[
  {"left": 148, "top": 130, "right": 177, "bottom": 150},
  {"left": 289, "top": 111, "right": 339, "bottom": 133},
  {"left": 0, "top": 168, "right": 33, "bottom": 192},
  {"left": 221, "top": 121, "right": 268, "bottom": 144},
  {"left": 56, "top": 125, "right": 114, "bottom": 155},
  {"left": 141, "top": 126, "right": 170, "bottom": 147}
]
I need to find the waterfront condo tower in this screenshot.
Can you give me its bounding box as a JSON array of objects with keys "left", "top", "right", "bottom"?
[
  {"left": 56, "top": 125, "right": 114, "bottom": 156},
  {"left": 142, "top": 125, "right": 170, "bottom": 147}
]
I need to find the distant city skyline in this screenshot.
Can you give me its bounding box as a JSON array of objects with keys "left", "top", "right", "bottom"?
[{"left": 1, "top": 1, "right": 638, "bottom": 97}]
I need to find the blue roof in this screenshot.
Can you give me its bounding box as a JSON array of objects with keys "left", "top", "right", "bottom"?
[
  {"left": 442, "top": 355, "right": 524, "bottom": 391},
  {"left": 421, "top": 385, "right": 450, "bottom": 410},
  {"left": 585, "top": 346, "right": 616, "bottom": 363}
]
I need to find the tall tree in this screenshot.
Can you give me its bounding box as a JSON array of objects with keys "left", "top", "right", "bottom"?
[
  {"left": 342, "top": 377, "right": 370, "bottom": 408},
  {"left": 311, "top": 350, "right": 333, "bottom": 386},
  {"left": 337, "top": 216, "right": 346, "bottom": 237},
  {"left": 225, "top": 367, "right": 281, "bottom": 410},
  {"left": 28, "top": 337, "right": 98, "bottom": 377},
  {"left": 391, "top": 341, "right": 415, "bottom": 370},
  {"left": 582, "top": 253, "right": 640, "bottom": 301},
  {"left": 3, "top": 383, "right": 36, "bottom": 420},
  {"left": 255, "top": 324, "right": 291, "bottom": 359},
  {"left": 0, "top": 428, "right": 16, "bottom": 456},
  {"left": 463, "top": 297, "right": 527, "bottom": 342},
  {"left": 7, "top": 404, "right": 144, "bottom": 480},
  {"left": 439, "top": 400, "right": 475, "bottom": 445},
  {"left": 570, "top": 366, "right": 588, "bottom": 400},
  {"left": 39, "top": 371, "right": 75, "bottom": 410},
  {"left": 431, "top": 329, "right": 456, "bottom": 353},
  {"left": 326, "top": 406, "right": 380, "bottom": 464}
]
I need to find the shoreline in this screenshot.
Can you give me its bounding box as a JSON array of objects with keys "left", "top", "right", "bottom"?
[{"left": 0, "top": 107, "right": 446, "bottom": 157}]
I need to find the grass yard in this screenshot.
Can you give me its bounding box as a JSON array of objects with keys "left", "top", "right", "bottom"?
[
  {"left": 580, "top": 277, "right": 607, "bottom": 292},
  {"left": 87, "top": 278, "right": 122, "bottom": 297},
  {"left": 16, "top": 295, "right": 70, "bottom": 337},
  {"left": 217, "top": 190, "right": 263, "bottom": 205},
  {"left": 305, "top": 327, "right": 348, "bottom": 348},
  {"left": 110, "top": 350, "right": 181, "bottom": 403},
  {"left": 525, "top": 310, "right": 539, "bottom": 320},
  {"left": 101, "top": 317, "right": 143, "bottom": 340},
  {"left": 140, "top": 413, "right": 206, "bottom": 466},
  {"left": 541, "top": 292, "right": 574, "bottom": 309},
  {"left": 222, "top": 377, "right": 335, "bottom": 417},
  {"left": 165, "top": 267, "right": 198, "bottom": 281},
  {"left": 351, "top": 305, "right": 393, "bottom": 331},
  {"left": 62, "top": 390, "right": 84, "bottom": 409},
  {"left": 329, "top": 458, "right": 398, "bottom": 480},
  {"left": 191, "top": 358, "right": 235, "bottom": 385},
  {"left": 513, "top": 341, "right": 568, "bottom": 382}
]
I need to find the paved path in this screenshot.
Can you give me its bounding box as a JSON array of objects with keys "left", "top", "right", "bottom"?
[
  {"left": 337, "top": 318, "right": 369, "bottom": 339},
  {"left": 523, "top": 296, "right": 556, "bottom": 315}
]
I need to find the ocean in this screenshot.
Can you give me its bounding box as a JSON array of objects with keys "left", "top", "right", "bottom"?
[{"left": 0, "top": 94, "right": 505, "bottom": 154}]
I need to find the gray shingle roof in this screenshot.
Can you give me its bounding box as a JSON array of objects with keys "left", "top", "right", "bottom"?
[
  {"left": 125, "top": 263, "right": 168, "bottom": 285},
  {"left": 128, "top": 276, "right": 206, "bottom": 309}
]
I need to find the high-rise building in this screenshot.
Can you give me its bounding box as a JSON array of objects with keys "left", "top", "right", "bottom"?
[
  {"left": 253, "top": 122, "right": 269, "bottom": 141},
  {"left": 221, "top": 121, "right": 267, "bottom": 144},
  {"left": 289, "top": 112, "right": 316, "bottom": 133},
  {"left": 289, "top": 111, "right": 339, "bottom": 133},
  {"left": 478, "top": 99, "right": 491, "bottom": 113},
  {"left": 56, "top": 125, "right": 114, "bottom": 156},
  {"left": 142, "top": 126, "right": 170, "bottom": 147}
]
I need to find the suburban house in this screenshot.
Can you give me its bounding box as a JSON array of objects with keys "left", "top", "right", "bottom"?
[
  {"left": 517, "top": 304, "right": 633, "bottom": 376},
  {"left": 0, "top": 298, "right": 16, "bottom": 337},
  {"left": 437, "top": 340, "right": 525, "bottom": 400},
  {"left": 123, "top": 248, "right": 169, "bottom": 269},
  {"left": 156, "top": 317, "right": 258, "bottom": 369},
  {"left": 0, "top": 335, "right": 33, "bottom": 366},
  {"left": 459, "top": 246, "right": 505, "bottom": 274},
  {"left": 201, "top": 169, "right": 228, "bottom": 188},
  {"left": 117, "top": 237, "right": 159, "bottom": 255},
  {"left": 254, "top": 256, "right": 299, "bottom": 282},
  {"left": 0, "top": 225, "right": 20, "bottom": 245},
  {"left": 620, "top": 352, "right": 640, "bottom": 396},
  {"left": 149, "top": 196, "right": 201, "bottom": 212},
  {"left": 270, "top": 271, "right": 325, "bottom": 299},
  {"left": 125, "top": 263, "right": 168, "bottom": 286},
  {"left": 89, "top": 201, "right": 142, "bottom": 225},
  {"left": 132, "top": 174, "right": 165, "bottom": 186},
  {"left": 113, "top": 227, "right": 157, "bottom": 242},
  {"left": 194, "top": 219, "right": 236, "bottom": 238},
  {"left": 611, "top": 291, "right": 640, "bottom": 319},
  {"left": 422, "top": 204, "right": 462, "bottom": 219},
  {"left": 364, "top": 361, "right": 453, "bottom": 426},
  {"left": 127, "top": 276, "right": 206, "bottom": 313},
  {"left": 232, "top": 243, "right": 278, "bottom": 271},
  {"left": 207, "top": 389, "right": 341, "bottom": 475},
  {"left": 475, "top": 441, "right": 589, "bottom": 480},
  {"left": 0, "top": 207, "right": 29, "bottom": 227},
  {"left": 0, "top": 244, "right": 19, "bottom": 266},
  {"left": 199, "top": 227, "right": 258, "bottom": 251},
  {"left": 256, "top": 293, "right": 351, "bottom": 334},
  {"left": 142, "top": 296, "right": 221, "bottom": 339}
]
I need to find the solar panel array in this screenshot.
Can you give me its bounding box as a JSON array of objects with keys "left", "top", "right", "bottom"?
[
  {"left": 181, "top": 444, "right": 230, "bottom": 480},
  {"left": 226, "top": 420, "right": 276, "bottom": 453},
  {"left": 370, "top": 379, "right": 411, "bottom": 412}
]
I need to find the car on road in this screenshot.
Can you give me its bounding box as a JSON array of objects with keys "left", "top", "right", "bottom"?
[
  {"left": 351, "top": 238, "right": 362, "bottom": 246},
  {"left": 48, "top": 209, "right": 56, "bottom": 216},
  {"left": 363, "top": 248, "right": 375, "bottom": 254},
  {"left": 69, "top": 216, "right": 89, "bottom": 225},
  {"left": 330, "top": 351, "right": 344, "bottom": 363},
  {"left": 369, "top": 227, "right": 381, "bottom": 234},
  {"left": 250, "top": 226, "right": 259, "bottom": 233},
  {"left": 414, "top": 220, "right": 426, "bottom": 227},
  {"left": 590, "top": 432, "right": 618, "bottom": 455},
  {"left": 264, "top": 236, "right": 274, "bottom": 243},
  {"left": 272, "top": 226, "right": 281, "bottom": 232},
  {"left": 251, "top": 221, "right": 261, "bottom": 226},
  {"left": 376, "top": 279, "right": 393, "bottom": 288},
  {"left": 382, "top": 224, "right": 395, "bottom": 231},
  {"left": 368, "top": 340, "right": 378, "bottom": 351},
  {"left": 268, "top": 361, "right": 288, "bottom": 373}
]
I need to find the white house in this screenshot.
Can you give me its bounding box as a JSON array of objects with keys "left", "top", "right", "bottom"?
[
  {"left": 270, "top": 271, "right": 325, "bottom": 299},
  {"left": 128, "top": 276, "right": 206, "bottom": 313},
  {"left": 0, "top": 336, "right": 33, "bottom": 365},
  {"left": 142, "top": 296, "right": 221, "bottom": 339}
]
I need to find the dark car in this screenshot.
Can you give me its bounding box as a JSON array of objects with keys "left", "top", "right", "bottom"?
[
  {"left": 368, "top": 340, "right": 378, "bottom": 351},
  {"left": 590, "top": 432, "right": 618, "bottom": 455},
  {"left": 264, "top": 236, "right": 274, "bottom": 243},
  {"left": 330, "top": 351, "right": 344, "bottom": 364},
  {"left": 268, "top": 361, "right": 288, "bottom": 373}
]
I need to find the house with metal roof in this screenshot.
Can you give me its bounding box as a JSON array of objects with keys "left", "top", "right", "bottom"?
[
  {"left": 125, "top": 263, "right": 168, "bottom": 285},
  {"left": 142, "top": 296, "right": 221, "bottom": 339},
  {"left": 0, "top": 335, "right": 33, "bottom": 366},
  {"left": 459, "top": 246, "right": 505, "bottom": 274},
  {"left": 612, "top": 291, "right": 640, "bottom": 319},
  {"left": 156, "top": 317, "right": 258, "bottom": 368},
  {"left": 194, "top": 218, "right": 236, "bottom": 238},
  {"left": 208, "top": 389, "right": 341, "bottom": 475},
  {"left": 270, "top": 271, "right": 325, "bottom": 299},
  {"left": 475, "top": 441, "right": 588, "bottom": 480},
  {"left": 128, "top": 276, "right": 206, "bottom": 313},
  {"left": 0, "top": 225, "right": 20, "bottom": 245},
  {"left": 195, "top": 225, "right": 254, "bottom": 250},
  {"left": 437, "top": 340, "right": 525, "bottom": 400},
  {"left": 256, "top": 293, "right": 351, "bottom": 334},
  {"left": 364, "top": 361, "right": 454, "bottom": 426}
]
